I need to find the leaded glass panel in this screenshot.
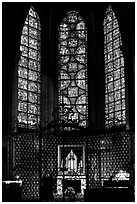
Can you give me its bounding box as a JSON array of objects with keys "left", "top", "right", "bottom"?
[
  {"left": 58, "top": 10, "right": 88, "bottom": 127},
  {"left": 18, "top": 90, "right": 27, "bottom": 101},
  {"left": 104, "top": 5, "right": 126, "bottom": 128},
  {"left": 18, "top": 6, "right": 41, "bottom": 129}
]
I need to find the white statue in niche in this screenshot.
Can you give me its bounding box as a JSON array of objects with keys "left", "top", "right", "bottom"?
[{"left": 65, "top": 150, "right": 77, "bottom": 172}]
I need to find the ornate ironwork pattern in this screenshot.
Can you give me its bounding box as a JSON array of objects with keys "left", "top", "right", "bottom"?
[
  {"left": 58, "top": 10, "right": 88, "bottom": 127},
  {"left": 12, "top": 134, "right": 39, "bottom": 200},
  {"left": 87, "top": 131, "right": 130, "bottom": 188},
  {"left": 104, "top": 5, "right": 126, "bottom": 128},
  {"left": 18, "top": 7, "right": 41, "bottom": 129},
  {"left": 100, "top": 132, "right": 130, "bottom": 186},
  {"left": 9, "top": 130, "right": 132, "bottom": 200},
  {"left": 41, "top": 133, "right": 59, "bottom": 192}
]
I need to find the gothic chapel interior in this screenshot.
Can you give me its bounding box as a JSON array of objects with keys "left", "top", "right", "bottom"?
[{"left": 2, "top": 2, "right": 135, "bottom": 202}]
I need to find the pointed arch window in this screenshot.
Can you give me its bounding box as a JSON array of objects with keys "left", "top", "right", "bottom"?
[
  {"left": 58, "top": 10, "right": 88, "bottom": 127},
  {"left": 104, "top": 5, "right": 126, "bottom": 128},
  {"left": 17, "top": 6, "right": 41, "bottom": 129}
]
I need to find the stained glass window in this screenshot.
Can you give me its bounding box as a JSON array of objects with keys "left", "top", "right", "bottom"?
[
  {"left": 104, "top": 5, "right": 126, "bottom": 128},
  {"left": 58, "top": 10, "right": 88, "bottom": 127},
  {"left": 18, "top": 6, "right": 41, "bottom": 129}
]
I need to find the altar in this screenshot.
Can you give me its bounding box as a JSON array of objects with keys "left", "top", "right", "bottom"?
[
  {"left": 57, "top": 175, "right": 86, "bottom": 195},
  {"left": 57, "top": 145, "right": 86, "bottom": 195}
]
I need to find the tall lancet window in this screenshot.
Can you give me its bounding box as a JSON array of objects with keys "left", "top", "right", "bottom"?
[
  {"left": 104, "top": 5, "right": 126, "bottom": 128},
  {"left": 18, "top": 7, "right": 41, "bottom": 129},
  {"left": 58, "top": 10, "right": 88, "bottom": 127}
]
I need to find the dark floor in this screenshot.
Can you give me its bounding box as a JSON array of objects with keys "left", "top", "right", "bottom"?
[
  {"left": 42, "top": 193, "right": 84, "bottom": 202},
  {"left": 2, "top": 186, "right": 134, "bottom": 202}
]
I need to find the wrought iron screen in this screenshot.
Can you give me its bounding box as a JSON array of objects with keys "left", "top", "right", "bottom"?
[
  {"left": 9, "top": 130, "right": 133, "bottom": 200},
  {"left": 10, "top": 134, "right": 39, "bottom": 200},
  {"left": 87, "top": 131, "right": 131, "bottom": 188}
]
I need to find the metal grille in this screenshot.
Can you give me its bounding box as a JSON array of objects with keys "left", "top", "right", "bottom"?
[
  {"left": 41, "top": 132, "right": 59, "bottom": 192},
  {"left": 11, "top": 133, "right": 39, "bottom": 200},
  {"left": 8, "top": 129, "right": 133, "bottom": 200},
  {"left": 87, "top": 131, "right": 131, "bottom": 188}
]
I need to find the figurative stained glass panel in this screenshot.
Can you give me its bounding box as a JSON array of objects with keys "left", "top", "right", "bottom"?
[
  {"left": 58, "top": 11, "right": 88, "bottom": 127},
  {"left": 18, "top": 6, "right": 41, "bottom": 129},
  {"left": 104, "top": 5, "right": 126, "bottom": 128}
]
